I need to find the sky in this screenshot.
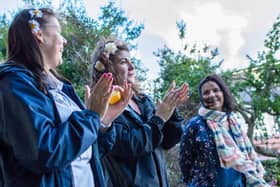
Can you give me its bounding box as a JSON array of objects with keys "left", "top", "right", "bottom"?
[{"left": 1, "top": 0, "right": 280, "bottom": 81}]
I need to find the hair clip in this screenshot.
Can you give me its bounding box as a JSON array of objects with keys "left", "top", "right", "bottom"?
[
  {"left": 29, "top": 9, "right": 43, "bottom": 19},
  {"left": 94, "top": 60, "right": 105, "bottom": 72},
  {"left": 28, "top": 9, "right": 43, "bottom": 34},
  {"left": 104, "top": 42, "right": 117, "bottom": 58},
  {"left": 28, "top": 19, "right": 40, "bottom": 34}
]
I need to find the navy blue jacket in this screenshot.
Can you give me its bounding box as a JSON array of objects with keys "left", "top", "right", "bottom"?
[
  {"left": 103, "top": 94, "right": 183, "bottom": 187},
  {"left": 179, "top": 115, "right": 244, "bottom": 187},
  {"left": 0, "top": 62, "right": 115, "bottom": 187}
]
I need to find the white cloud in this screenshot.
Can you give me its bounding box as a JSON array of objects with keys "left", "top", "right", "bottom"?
[
  {"left": 176, "top": 2, "right": 248, "bottom": 69},
  {"left": 119, "top": 1, "right": 251, "bottom": 75},
  {"left": 2, "top": 0, "right": 279, "bottom": 80},
  {"left": 122, "top": 0, "right": 279, "bottom": 79}
]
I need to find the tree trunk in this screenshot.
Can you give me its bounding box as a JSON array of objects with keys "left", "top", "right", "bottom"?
[
  {"left": 238, "top": 108, "right": 280, "bottom": 157},
  {"left": 255, "top": 146, "right": 280, "bottom": 157},
  {"left": 247, "top": 122, "right": 254, "bottom": 142}
]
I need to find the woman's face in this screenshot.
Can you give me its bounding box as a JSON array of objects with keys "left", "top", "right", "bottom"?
[
  {"left": 39, "top": 16, "right": 67, "bottom": 70},
  {"left": 112, "top": 50, "right": 135, "bottom": 85},
  {"left": 201, "top": 81, "right": 224, "bottom": 111}
]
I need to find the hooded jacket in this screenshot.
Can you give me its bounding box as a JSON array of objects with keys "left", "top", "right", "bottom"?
[{"left": 0, "top": 62, "right": 115, "bottom": 187}]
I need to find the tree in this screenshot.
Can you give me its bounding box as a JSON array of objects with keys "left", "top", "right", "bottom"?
[
  {"left": 0, "top": 14, "right": 9, "bottom": 62},
  {"left": 223, "top": 15, "right": 280, "bottom": 157},
  {"left": 58, "top": 1, "right": 144, "bottom": 97},
  {"left": 153, "top": 20, "right": 222, "bottom": 118},
  {"left": 0, "top": 0, "right": 145, "bottom": 98}
]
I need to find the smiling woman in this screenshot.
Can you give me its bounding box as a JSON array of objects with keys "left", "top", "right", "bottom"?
[
  {"left": 0, "top": 8, "right": 132, "bottom": 187},
  {"left": 91, "top": 36, "right": 189, "bottom": 187},
  {"left": 179, "top": 73, "right": 269, "bottom": 187},
  {"left": 200, "top": 81, "right": 224, "bottom": 111}
]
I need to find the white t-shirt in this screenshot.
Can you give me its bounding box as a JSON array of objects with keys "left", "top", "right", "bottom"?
[{"left": 47, "top": 73, "right": 94, "bottom": 187}]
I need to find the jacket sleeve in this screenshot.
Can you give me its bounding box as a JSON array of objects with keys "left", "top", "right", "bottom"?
[
  {"left": 161, "top": 108, "right": 183, "bottom": 149},
  {"left": 110, "top": 114, "right": 165, "bottom": 158},
  {"left": 98, "top": 126, "right": 116, "bottom": 158},
  {"left": 179, "top": 118, "right": 197, "bottom": 184},
  {"left": 0, "top": 73, "right": 101, "bottom": 174}
]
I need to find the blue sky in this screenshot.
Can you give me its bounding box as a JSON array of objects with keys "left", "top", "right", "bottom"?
[{"left": 1, "top": 0, "right": 280, "bottom": 81}]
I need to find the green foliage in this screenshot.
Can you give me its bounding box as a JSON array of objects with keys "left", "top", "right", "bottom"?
[
  {"left": 222, "top": 16, "right": 280, "bottom": 141},
  {"left": 154, "top": 46, "right": 220, "bottom": 100},
  {"left": 58, "top": 2, "right": 100, "bottom": 87},
  {"left": 153, "top": 20, "right": 222, "bottom": 118},
  {"left": 262, "top": 157, "right": 280, "bottom": 185},
  {"left": 22, "top": 0, "right": 53, "bottom": 7},
  {"left": 0, "top": 14, "right": 9, "bottom": 62},
  {"left": 0, "top": 0, "right": 144, "bottom": 99},
  {"left": 98, "top": 2, "right": 144, "bottom": 42},
  {"left": 176, "top": 20, "right": 186, "bottom": 40},
  {"left": 57, "top": 1, "right": 144, "bottom": 97},
  {"left": 97, "top": 1, "right": 145, "bottom": 81},
  {"left": 57, "top": 1, "right": 144, "bottom": 99},
  {"left": 165, "top": 146, "right": 184, "bottom": 187}
]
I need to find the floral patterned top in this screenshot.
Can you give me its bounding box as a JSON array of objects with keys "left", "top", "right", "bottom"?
[{"left": 179, "top": 115, "right": 244, "bottom": 187}]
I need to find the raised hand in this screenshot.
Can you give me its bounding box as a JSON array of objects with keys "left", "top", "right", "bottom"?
[
  {"left": 174, "top": 82, "right": 189, "bottom": 105},
  {"left": 85, "top": 73, "right": 113, "bottom": 119},
  {"left": 155, "top": 81, "right": 189, "bottom": 122}
]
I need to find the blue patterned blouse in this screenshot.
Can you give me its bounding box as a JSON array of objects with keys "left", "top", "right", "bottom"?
[{"left": 179, "top": 115, "right": 245, "bottom": 187}]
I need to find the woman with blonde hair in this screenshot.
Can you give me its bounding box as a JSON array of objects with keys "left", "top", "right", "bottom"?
[{"left": 91, "top": 36, "right": 189, "bottom": 187}]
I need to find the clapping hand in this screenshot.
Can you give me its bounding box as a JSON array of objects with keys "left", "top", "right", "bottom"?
[
  {"left": 155, "top": 81, "right": 189, "bottom": 122},
  {"left": 85, "top": 73, "right": 113, "bottom": 120},
  {"left": 174, "top": 81, "right": 189, "bottom": 105}
]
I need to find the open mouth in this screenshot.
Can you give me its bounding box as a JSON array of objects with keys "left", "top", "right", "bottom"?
[{"left": 205, "top": 100, "right": 219, "bottom": 107}]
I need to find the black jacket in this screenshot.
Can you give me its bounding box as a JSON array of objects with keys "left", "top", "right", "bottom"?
[{"left": 102, "top": 94, "right": 183, "bottom": 187}]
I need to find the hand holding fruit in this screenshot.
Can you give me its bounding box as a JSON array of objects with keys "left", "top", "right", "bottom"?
[{"left": 101, "top": 80, "right": 133, "bottom": 126}]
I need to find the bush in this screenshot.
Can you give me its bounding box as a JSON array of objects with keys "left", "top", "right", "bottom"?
[
  {"left": 165, "top": 145, "right": 184, "bottom": 187},
  {"left": 262, "top": 157, "right": 280, "bottom": 186}
]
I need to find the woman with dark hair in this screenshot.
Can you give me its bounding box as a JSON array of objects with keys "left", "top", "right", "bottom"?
[
  {"left": 179, "top": 74, "right": 268, "bottom": 187},
  {"left": 91, "top": 36, "right": 189, "bottom": 187},
  {"left": 0, "top": 8, "right": 131, "bottom": 187}
]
